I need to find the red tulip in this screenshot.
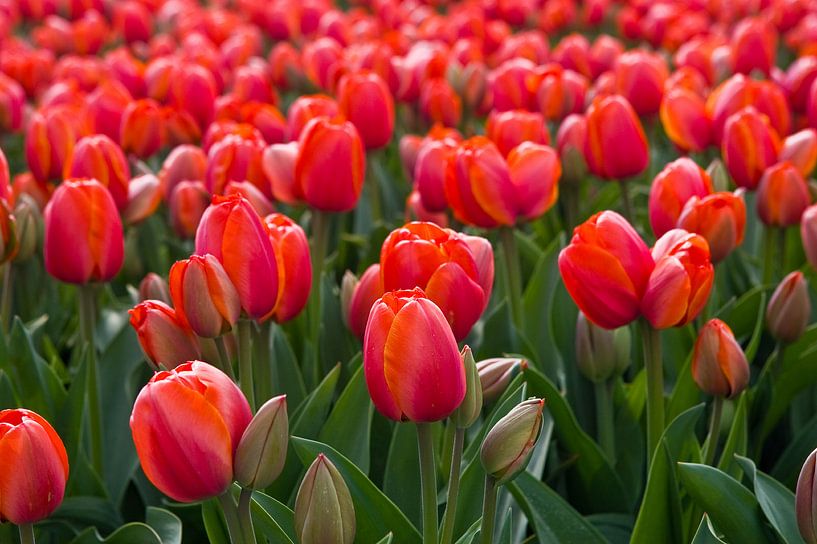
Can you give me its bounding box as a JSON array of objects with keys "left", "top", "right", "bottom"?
[
  {"left": 25, "top": 106, "right": 81, "bottom": 183},
  {"left": 169, "top": 255, "right": 241, "bottom": 339},
  {"left": 489, "top": 58, "right": 538, "bottom": 112},
  {"left": 485, "top": 109, "right": 549, "bottom": 157},
  {"left": 286, "top": 95, "right": 340, "bottom": 141},
  {"left": 584, "top": 95, "right": 649, "bottom": 180},
  {"left": 263, "top": 213, "right": 312, "bottom": 323},
  {"left": 338, "top": 70, "right": 395, "bottom": 150},
  {"left": 613, "top": 49, "right": 669, "bottom": 116},
  {"left": 363, "top": 288, "right": 465, "bottom": 422},
  {"left": 649, "top": 158, "right": 713, "bottom": 238},
  {"left": 0, "top": 72, "right": 25, "bottom": 132},
  {"left": 507, "top": 142, "right": 561, "bottom": 221},
  {"left": 767, "top": 271, "right": 811, "bottom": 343},
  {"left": 159, "top": 145, "right": 207, "bottom": 197},
  {"left": 731, "top": 17, "right": 777, "bottom": 77},
  {"left": 414, "top": 138, "right": 456, "bottom": 213},
  {"left": 380, "top": 222, "right": 493, "bottom": 340},
  {"left": 721, "top": 107, "right": 781, "bottom": 190},
  {"left": 169, "top": 181, "right": 210, "bottom": 239},
  {"left": 536, "top": 66, "right": 587, "bottom": 122},
  {"left": 195, "top": 194, "right": 279, "bottom": 320},
  {"left": 559, "top": 211, "right": 654, "bottom": 329},
  {"left": 419, "top": 78, "right": 462, "bottom": 128},
  {"left": 785, "top": 56, "right": 817, "bottom": 113},
  {"left": 660, "top": 88, "right": 712, "bottom": 153},
  {"left": 344, "top": 264, "right": 384, "bottom": 341},
  {"left": 44, "top": 179, "right": 124, "bottom": 284},
  {"left": 692, "top": 319, "right": 750, "bottom": 398},
  {"left": 802, "top": 205, "right": 817, "bottom": 271},
  {"left": 302, "top": 37, "right": 345, "bottom": 91},
  {"left": 262, "top": 142, "right": 299, "bottom": 206},
  {"left": 169, "top": 63, "right": 217, "bottom": 132},
  {"left": 678, "top": 191, "right": 746, "bottom": 264},
  {"left": 223, "top": 181, "right": 275, "bottom": 218},
  {"left": 241, "top": 102, "right": 287, "bottom": 145},
  {"left": 113, "top": 0, "right": 152, "bottom": 45},
  {"left": 130, "top": 361, "right": 252, "bottom": 502},
  {"left": 642, "top": 229, "right": 714, "bottom": 329},
  {"left": 294, "top": 116, "right": 365, "bottom": 212},
  {"left": 120, "top": 98, "right": 165, "bottom": 159},
  {"left": 138, "top": 273, "right": 171, "bottom": 304},
  {"left": 123, "top": 173, "right": 162, "bottom": 226},
  {"left": 756, "top": 162, "right": 811, "bottom": 227},
  {"left": 205, "top": 134, "right": 269, "bottom": 198},
  {"left": 129, "top": 300, "right": 201, "bottom": 369},
  {"left": 0, "top": 409, "right": 68, "bottom": 524},
  {"left": 64, "top": 135, "right": 131, "bottom": 210},
  {"left": 780, "top": 129, "right": 817, "bottom": 178}
]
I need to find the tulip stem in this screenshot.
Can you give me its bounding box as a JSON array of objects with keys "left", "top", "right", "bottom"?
[
  {"left": 309, "top": 210, "right": 331, "bottom": 387},
  {"left": 619, "top": 180, "right": 633, "bottom": 222},
  {"left": 762, "top": 227, "right": 775, "bottom": 284},
  {"left": 1, "top": 262, "right": 12, "bottom": 336},
  {"left": 702, "top": 395, "right": 724, "bottom": 466},
  {"left": 214, "top": 335, "right": 236, "bottom": 381},
  {"left": 416, "top": 422, "right": 439, "bottom": 544},
  {"left": 440, "top": 427, "right": 466, "bottom": 544},
  {"left": 499, "top": 227, "right": 524, "bottom": 331},
  {"left": 217, "top": 493, "right": 244, "bottom": 544},
  {"left": 238, "top": 319, "right": 255, "bottom": 411},
  {"left": 238, "top": 488, "right": 257, "bottom": 544},
  {"left": 78, "top": 285, "right": 103, "bottom": 477},
  {"left": 18, "top": 523, "right": 35, "bottom": 544},
  {"left": 480, "top": 475, "right": 498, "bottom": 544},
  {"left": 366, "top": 152, "right": 383, "bottom": 223},
  {"left": 640, "top": 320, "right": 664, "bottom": 470},
  {"left": 594, "top": 380, "right": 616, "bottom": 464}
]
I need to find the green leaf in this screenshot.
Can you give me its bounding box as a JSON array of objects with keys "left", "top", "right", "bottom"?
[
  {"left": 735, "top": 455, "right": 804, "bottom": 544},
  {"left": 0, "top": 369, "right": 17, "bottom": 408},
  {"left": 201, "top": 500, "right": 230, "bottom": 544},
  {"left": 772, "top": 410, "right": 817, "bottom": 488},
  {"left": 145, "top": 507, "right": 182, "bottom": 544},
  {"left": 678, "top": 462, "right": 771, "bottom": 544},
  {"left": 717, "top": 394, "right": 748, "bottom": 479},
  {"left": 250, "top": 490, "right": 297, "bottom": 543},
  {"left": 666, "top": 355, "right": 701, "bottom": 422},
  {"left": 69, "top": 523, "right": 162, "bottom": 544},
  {"left": 52, "top": 496, "right": 122, "bottom": 535},
  {"left": 522, "top": 236, "right": 562, "bottom": 379},
  {"left": 291, "top": 437, "right": 422, "bottom": 544},
  {"left": 587, "top": 514, "right": 633, "bottom": 544},
  {"left": 454, "top": 519, "right": 482, "bottom": 544},
  {"left": 508, "top": 472, "right": 607, "bottom": 543},
  {"left": 383, "top": 422, "right": 421, "bottom": 527},
  {"left": 691, "top": 516, "right": 726, "bottom": 544},
  {"left": 269, "top": 323, "right": 308, "bottom": 408},
  {"left": 375, "top": 534, "right": 394, "bottom": 544}
]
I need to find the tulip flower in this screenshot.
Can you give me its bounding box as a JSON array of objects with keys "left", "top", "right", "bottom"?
[
  {"left": 692, "top": 319, "right": 749, "bottom": 399},
  {"left": 169, "top": 254, "right": 241, "bottom": 339},
  {"left": 649, "top": 158, "right": 713, "bottom": 238},
  {"left": 223, "top": 181, "right": 274, "bottom": 218},
  {"left": 414, "top": 139, "right": 456, "bottom": 213},
  {"left": 660, "top": 88, "right": 712, "bottom": 153},
  {"left": 26, "top": 106, "right": 80, "bottom": 183},
  {"left": 263, "top": 213, "right": 312, "bottom": 323},
  {"left": 489, "top": 58, "right": 538, "bottom": 112},
  {"left": 286, "top": 95, "right": 340, "bottom": 141},
  {"left": 342, "top": 264, "right": 384, "bottom": 341},
  {"left": 558, "top": 211, "right": 654, "bottom": 329},
  {"left": 234, "top": 395, "right": 288, "bottom": 490},
  {"left": 0, "top": 409, "right": 68, "bottom": 524},
  {"left": 130, "top": 361, "right": 252, "bottom": 503},
  {"left": 419, "top": 78, "right": 462, "bottom": 128},
  {"left": 802, "top": 205, "right": 817, "bottom": 271},
  {"left": 363, "top": 288, "right": 465, "bottom": 422},
  {"left": 780, "top": 129, "right": 817, "bottom": 177},
  {"left": 169, "top": 181, "right": 210, "bottom": 239},
  {"left": 767, "top": 271, "right": 811, "bottom": 343},
  {"left": 721, "top": 107, "right": 781, "bottom": 190},
  {"left": 731, "top": 17, "right": 777, "bottom": 76},
  {"left": 485, "top": 110, "right": 549, "bottom": 157},
  {"left": 294, "top": 116, "right": 365, "bottom": 212},
  {"left": 0, "top": 73, "right": 24, "bottom": 133},
  {"left": 64, "top": 135, "right": 131, "bottom": 210},
  {"left": 44, "top": 179, "right": 124, "bottom": 284},
  {"left": 195, "top": 194, "right": 279, "bottom": 320},
  {"left": 613, "top": 49, "right": 669, "bottom": 116},
  {"left": 677, "top": 192, "right": 747, "bottom": 264},
  {"left": 337, "top": 70, "right": 394, "bottom": 149},
  {"left": 205, "top": 134, "right": 269, "bottom": 198},
  {"left": 294, "top": 454, "right": 356, "bottom": 544},
  {"left": 784, "top": 56, "right": 817, "bottom": 114},
  {"left": 756, "top": 162, "right": 811, "bottom": 227},
  {"left": 0, "top": 198, "right": 18, "bottom": 266},
  {"left": 263, "top": 142, "right": 299, "bottom": 205},
  {"left": 796, "top": 448, "right": 817, "bottom": 544},
  {"left": 159, "top": 145, "right": 207, "bottom": 197},
  {"left": 129, "top": 300, "right": 201, "bottom": 369},
  {"left": 642, "top": 229, "right": 714, "bottom": 329},
  {"left": 138, "top": 272, "right": 171, "bottom": 304},
  {"left": 556, "top": 114, "right": 588, "bottom": 183},
  {"left": 584, "top": 95, "right": 649, "bottom": 180},
  {"left": 169, "top": 63, "right": 217, "bottom": 132},
  {"left": 506, "top": 142, "right": 561, "bottom": 221},
  {"left": 480, "top": 398, "right": 545, "bottom": 484},
  {"left": 380, "top": 222, "right": 492, "bottom": 340},
  {"left": 120, "top": 98, "right": 165, "bottom": 159},
  {"left": 477, "top": 357, "right": 527, "bottom": 402},
  {"left": 536, "top": 66, "right": 588, "bottom": 122}
]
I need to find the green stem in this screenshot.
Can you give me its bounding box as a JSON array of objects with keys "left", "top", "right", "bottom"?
[
  {"left": 238, "top": 488, "right": 257, "bottom": 544},
  {"left": 416, "top": 423, "right": 439, "bottom": 544},
  {"left": 480, "top": 475, "right": 498, "bottom": 544},
  {"left": 309, "top": 210, "right": 331, "bottom": 387},
  {"left": 619, "top": 180, "right": 633, "bottom": 222},
  {"left": 499, "top": 227, "right": 524, "bottom": 331},
  {"left": 238, "top": 320, "right": 255, "bottom": 411},
  {"left": 595, "top": 380, "right": 616, "bottom": 464},
  {"left": 366, "top": 152, "right": 383, "bottom": 223},
  {"left": 78, "top": 285, "right": 103, "bottom": 477},
  {"left": 762, "top": 227, "right": 775, "bottom": 284},
  {"left": 778, "top": 227, "right": 787, "bottom": 280},
  {"left": 640, "top": 320, "right": 664, "bottom": 469},
  {"left": 214, "top": 335, "right": 235, "bottom": 381},
  {"left": 702, "top": 396, "right": 724, "bottom": 466},
  {"left": 1, "top": 262, "right": 12, "bottom": 336},
  {"left": 254, "top": 321, "right": 273, "bottom": 405},
  {"left": 18, "top": 523, "right": 35, "bottom": 544},
  {"left": 217, "top": 492, "right": 245, "bottom": 544},
  {"left": 440, "top": 427, "right": 466, "bottom": 544}
]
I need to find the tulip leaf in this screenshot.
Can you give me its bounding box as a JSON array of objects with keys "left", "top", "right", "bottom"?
[
  {"left": 691, "top": 516, "right": 726, "bottom": 544},
  {"left": 201, "top": 499, "right": 231, "bottom": 544},
  {"left": 735, "top": 455, "right": 803, "bottom": 544},
  {"left": 51, "top": 496, "right": 123, "bottom": 535},
  {"left": 615, "top": 375, "right": 646, "bottom": 495},
  {"left": 318, "top": 362, "right": 374, "bottom": 473},
  {"left": 508, "top": 472, "right": 607, "bottom": 543},
  {"left": 145, "top": 507, "right": 182, "bottom": 544},
  {"left": 375, "top": 534, "right": 394, "bottom": 544},
  {"left": 522, "top": 366, "right": 631, "bottom": 513},
  {"left": 454, "top": 519, "right": 483, "bottom": 544},
  {"left": 631, "top": 404, "right": 705, "bottom": 544},
  {"left": 586, "top": 513, "right": 633, "bottom": 544},
  {"left": 383, "top": 421, "right": 421, "bottom": 527},
  {"left": 249, "top": 493, "right": 295, "bottom": 544},
  {"left": 521, "top": 235, "right": 563, "bottom": 380},
  {"left": 716, "top": 394, "right": 748, "bottom": 479},
  {"left": 291, "top": 437, "right": 422, "bottom": 544},
  {"left": 269, "top": 323, "right": 307, "bottom": 408},
  {"left": 69, "top": 523, "right": 162, "bottom": 544},
  {"left": 772, "top": 410, "right": 817, "bottom": 488},
  {"left": 249, "top": 490, "right": 297, "bottom": 542},
  {"left": 0, "top": 369, "right": 16, "bottom": 408},
  {"left": 666, "top": 354, "right": 702, "bottom": 422},
  {"left": 56, "top": 352, "right": 89, "bottom": 481},
  {"left": 677, "top": 462, "right": 772, "bottom": 544}
]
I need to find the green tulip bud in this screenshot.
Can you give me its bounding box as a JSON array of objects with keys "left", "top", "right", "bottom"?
[
  {"left": 480, "top": 398, "right": 545, "bottom": 485},
  {"left": 234, "top": 395, "right": 288, "bottom": 489},
  {"left": 12, "top": 194, "right": 40, "bottom": 263},
  {"left": 575, "top": 312, "right": 631, "bottom": 383},
  {"left": 707, "top": 158, "right": 730, "bottom": 192},
  {"left": 476, "top": 357, "right": 527, "bottom": 403},
  {"left": 452, "top": 346, "right": 482, "bottom": 429},
  {"left": 295, "top": 454, "right": 356, "bottom": 544}
]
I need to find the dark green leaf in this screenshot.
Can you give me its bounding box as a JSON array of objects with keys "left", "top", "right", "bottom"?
[
  {"left": 691, "top": 516, "right": 726, "bottom": 544},
  {"left": 145, "top": 507, "right": 182, "bottom": 544},
  {"left": 69, "top": 523, "right": 162, "bottom": 544},
  {"left": 201, "top": 500, "right": 230, "bottom": 544},
  {"left": 383, "top": 422, "right": 421, "bottom": 527},
  {"left": 735, "top": 455, "right": 803, "bottom": 544},
  {"left": 318, "top": 363, "right": 373, "bottom": 473},
  {"left": 250, "top": 490, "right": 297, "bottom": 543},
  {"left": 586, "top": 513, "right": 633, "bottom": 544},
  {"left": 717, "top": 395, "right": 748, "bottom": 479}
]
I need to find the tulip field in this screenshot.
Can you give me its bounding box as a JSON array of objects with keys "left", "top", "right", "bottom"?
[{"left": 7, "top": 1, "right": 817, "bottom": 544}]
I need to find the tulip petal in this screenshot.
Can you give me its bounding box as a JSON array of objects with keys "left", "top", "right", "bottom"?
[
  {"left": 363, "top": 302, "right": 403, "bottom": 421},
  {"left": 641, "top": 256, "right": 691, "bottom": 329},
  {"left": 424, "top": 262, "right": 485, "bottom": 340}
]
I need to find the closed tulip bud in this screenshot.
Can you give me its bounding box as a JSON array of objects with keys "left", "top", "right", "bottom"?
[
  {"left": 803, "top": 205, "right": 817, "bottom": 270},
  {"left": 677, "top": 191, "right": 746, "bottom": 264},
  {"left": 286, "top": 95, "right": 340, "bottom": 141},
  {"left": 452, "top": 346, "right": 483, "bottom": 429},
  {"left": 295, "top": 117, "right": 365, "bottom": 212},
  {"left": 556, "top": 114, "right": 588, "bottom": 183},
  {"left": 477, "top": 357, "right": 527, "bottom": 402},
  {"left": 224, "top": 181, "right": 275, "bottom": 218},
  {"left": 195, "top": 194, "right": 279, "bottom": 320},
  {"left": 414, "top": 139, "right": 455, "bottom": 212},
  {"left": 613, "top": 50, "right": 669, "bottom": 116},
  {"left": 767, "top": 271, "right": 811, "bottom": 343},
  {"left": 780, "top": 130, "right": 817, "bottom": 177},
  {"left": 0, "top": 73, "right": 24, "bottom": 133},
  {"left": 338, "top": 71, "right": 394, "bottom": 150},
  {"left": 139, "top": 272, "right": 170, "bottom": 304},
  {"left": 124, "top": 174, "right": 162, "bottom": 226},
  {"left": 169, "top": 64, "right": 217, "bottom": 132},
  {"left": 584, "top": 95, "right": 649, "bottom": 180},
  {"left": 722, "top": 108, "right": 781, "bottom": 190},
  {"left": 234, "top": 395, "right": 288, "bottom": 489},
  {"left": 12, "top": 194, "right": 41, "bottom": 263},
  {"left": 120, "top": 98, "right": 165, "bottom": 159},
  {"left": 731, "top": 17, "right": 777, "bottom": 77},
  {"left": 294, "top": 454, "right": 356, "bottom": 544},
  {"left": 345, "top": 264, "right": 383, "bottom": 340},
  {"left": 129, "top": 300, "right": 201, "bottom": 369},
  {"left": 130, "top": 361, "right": 252, "bottom": 502},
  {"left": 507, "top": 142, "right": 561, "bottom": 221},
  {"left": 796, "top": 448, "right": 817, "bottom": 544},
  {"left": 65, "top": 135, "right": 131, "bottom": 210},
  {"left": 692, "top": 319, "right": 749, "bottom": 398},
  {"left": 489, "top": 58, "right": 538, "bottom": 112},
  {"left": 169, "top": 255, "right": 241, "bottom": 338},
  {"left": 537, "top": 67, "right": 588, "bottom": 122},
  {"left": 159, "top": 145, "right": 208, "bottom": 198},
  {"left": 649, "top": 158, "right": 714, "bottom": 238},
  {"left": 419, "top": 78, "right": 462, "bottom": 128},
  {"left": 559, "top": 211, "right": 654, "bottom": 329},
  {"left": 642, "top": 229, "right": 714, "bottom": 329},
  {"left": 169, "top": 181, "right": 209, "bottom": 239},
  {"left": 26, "top": 107, "right": 79, "bottom": 183},
  {"left": 0, "top": 409, "right": 68, "bottom": 524},
  {"left": 757, "top": 162, "right": 811, "bottom": 227},
  {"left": 205, "top": 135, "right": 269, "bottom": 198},
  {"left": 707, "top": 159, "right": 731, "bottom": 192},
  {"left": 263, "top": 142, "right": 299, "bottom": 206},
  {"left": 485, "top": 110, "right": 550, "bottom": 158},
  {"left": 480, "top": 398, "right": 545, "bottom": 485},
  {"left": 364, "top": 288, "right": 465, "bottom": 422},
  {"left": 660, "top": 88, "right": 712, "bottom": 153},
  {"left": 263, "top": 213, "right": 312, "bottom": 323},
  {"left": 44, "top": 179, "right": 124, "bottom": 284},
  {"left": 575, "top": 312, "right": 631, "bottom": 383}
]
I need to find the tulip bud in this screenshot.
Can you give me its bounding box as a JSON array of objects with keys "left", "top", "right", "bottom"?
[
  {"left": 345, "top": 264, "right": 383, "bottom": 341},
  {"left": 692, "top": 319, "right": 750, "bottom": 398},
  {"left": 12, "top": 194, "right": 40, "bottom": 263},
  {"left": 0, "top": 198, "right": 18, "bottom": 266},
  {"left": 706, "top": 159, "right": 730, "bottom": 192},
  {"left": 123, "top": 174, "right": 163, "bottom": 226},
  {"left": 767, "top": 271, "right": 811, "bottom": 343},
  {"left": 294, "top": 454, "right": 356, "bottom": 544},
  {"left": 677, "top": 191, "right": 746, "bottom": 264},
  {"left": 169, "top": 255, "right": 241, "bottom": 338},
  {"left": 756, "top": 162, "right": 811, "bottom": 227},
  {"left": 139, "top": 272, "right": 171, "bottom": 304},
  {"left": 452, "top": 346, "right": 482, "bottom": 429},
  {"left": 234, "top": 395, "right": 288, "bottom": 490},
  {"left": 64, "top": 135, "right": 131, "bottom": 211},
  {"left": 583, "top": 94, "right": 649, "bottom": 180},
  {"left": 0, "top": 409, "right": 69, "bottom": 524},
  {"left": 340, "top": 270, "right": 358, "bottom": 329},
  {"left": 477, "top": 357, "right": 527, "bottom": 403},
  {"left": 575, "top": 312, "right": 631, "bottom": 383},
  {"left": 796, "top": 448, "right": 817, "bottom": 544},
  {"left": 129, "top": 300, "right": 201, "bottom": 369},
  {"left": 803, "top": 205, "right": 817, "bottom": 271},
  {"left": 780, "top": 129, "right": 817, "bottom": 177},
  {"left": 480, "top": 398, "right": 545, "bottom": 485},
  {"left": 263, "top": 213, "right": 312, "bottom": 323}
]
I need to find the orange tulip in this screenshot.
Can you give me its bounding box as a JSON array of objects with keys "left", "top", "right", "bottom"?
[
  {"left": 129, "top": 300, "right": 201, "bottom": 369},
  {"left": 205, "top": 134, "right": 269, "bottom": 198},
  {"left": 660, "top": 87, "right": 712, "bottom": 153},
  {"left": 64, "top": 135, "right": 131, "bottom": 210},
  {"left": 584, "top": 95, "right": 649, "bottom": 180},
  {"left": 338, "top": 70, "right": 395, "bottom": 150},
  {"left": 263, "top": 213, "right": 312, "bottom": 323},
  {"left": 677, "top": 191, "right": 746, "bottom": 264},
  {"left": 419, "top": 78, "right": 462, "bottom": 128},
  {"left": 756, "top": 162, "right": 811, "bottom": 227},
  {"left": 489, "top": 58, "right": 538, "bottom": 111},
  {"left": 286, "top": 94, "right": 340, "bottom": 141},
  {"left": 344, "top": 263, "right": 384, "bottom": 341},
  {"left": 648, "top": 158, "right": 713, "bottom": 238},
  {"left": 168, "top": 181, "right": 210, "bottom": 239},
  {"left": 780, "top": 129, "right": 817, "bottom": 177},
  {"left": 169, "top": 254, "right": 241, "bottom": 338},
  {"left": 721, "top": 107, "right": 781, "bottom": 190},
  {"left": 25, "top": 106, "right": 81, "bottom": 183},
  {"left": 536, "top": 65, "right": 588, "bottom": 122},
  {"left": 802, "top": 205, "right": 817, "bottom": 271},
  {"left": 506, "top": 142, "right": 561, "bottom": 221},
  {"left": 120, "top": 98, "right": 165, "bottom": 159},
  {"left": 485, "top": 109, "right": 549, "bottom": 157},
  {"left": 159, "top": 145, "right": 208, "bottom": 197},
  {"left": 692, "top": 319, "right": 749, "bottom": 398}
]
